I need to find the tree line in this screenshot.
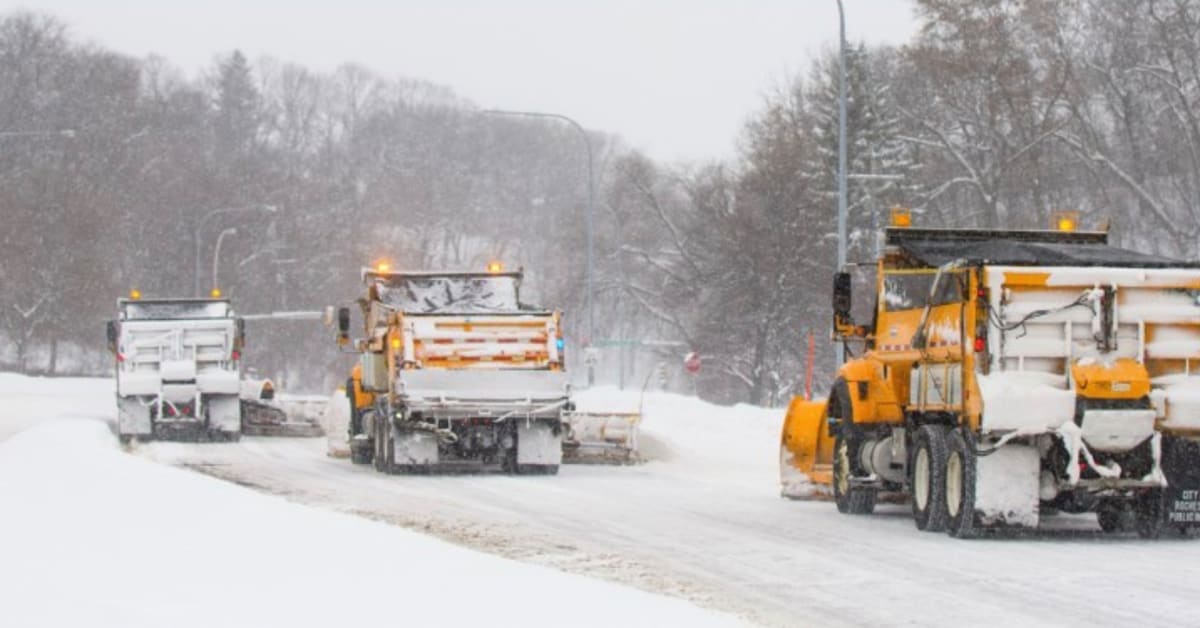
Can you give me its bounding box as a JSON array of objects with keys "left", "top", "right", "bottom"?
[{"left": 3, "top": 1, "right": 1199, "bottom": 406}]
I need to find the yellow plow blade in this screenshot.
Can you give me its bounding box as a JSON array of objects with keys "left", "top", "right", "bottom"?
[{"left": 779, "top": 396, "right": 834, "bottom": 499}]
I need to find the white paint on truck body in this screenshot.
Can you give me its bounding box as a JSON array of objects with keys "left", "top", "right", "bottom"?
[{"left": 112, "top": 299, "right": 242, "bottom": 438}]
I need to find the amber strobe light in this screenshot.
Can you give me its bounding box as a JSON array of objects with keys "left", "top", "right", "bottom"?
[
  {"left": 1052, "top": 210, "right": 1080, "bottom": 232},
  {"left": 486, "top": 261, "right": 504, "bottom": 274}
]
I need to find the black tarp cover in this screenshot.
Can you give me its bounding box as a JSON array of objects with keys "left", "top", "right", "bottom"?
[{"left": 886, "top": 228, "right": 1192, "bottom": 268}]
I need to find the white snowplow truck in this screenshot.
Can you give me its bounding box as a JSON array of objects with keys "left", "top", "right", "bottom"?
[
  {"left": 336, "top": 266, "right": 570, "bottom": 474},
  {"left": 106, "top": 298, "right": 244, "bottom": 442}
]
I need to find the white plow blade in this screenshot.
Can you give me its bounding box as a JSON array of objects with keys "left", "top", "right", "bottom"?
[
  {"left": 325, "top": 388, "right": 352, "bottom": 458},
  {"left": 562, "top": 411, "right": 641, "bottom": 464}
]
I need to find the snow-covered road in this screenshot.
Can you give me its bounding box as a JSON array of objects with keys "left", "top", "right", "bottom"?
[
  {"left": 0, "top": 376, "right": 739, "bottom": 628},
  {"left": 5, "top": 375, "right": 1200, "bottom": 627},
  {"left": 141, "top": 387, "right": 1200, "bottom": 628}
]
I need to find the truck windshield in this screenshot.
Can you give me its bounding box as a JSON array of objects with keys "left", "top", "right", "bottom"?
[
  {"left": 375, "top": 275, "right": 520, "bottom": 313},
  {"left": 883, "top": 271, "right": 963, "bottom": 311},
  {"left": 123, "top": 301, "right": 232, "bottom": 320}
]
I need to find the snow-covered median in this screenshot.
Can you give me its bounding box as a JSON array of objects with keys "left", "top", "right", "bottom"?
[{"left": 0, "top": 395, "right": 742, "bottom": 627}]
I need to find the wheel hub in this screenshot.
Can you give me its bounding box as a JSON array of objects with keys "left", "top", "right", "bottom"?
[
  {"left": 946, "top": 451, "right": 963, "bottom": 517},
  {"left": 914, "top": 448, "right": 930, "bottom": 510},
  {"left": 836, "top": 440, "right": 851, "bottom": 495}
]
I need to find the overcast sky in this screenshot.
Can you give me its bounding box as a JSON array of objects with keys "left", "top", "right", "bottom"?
[{"left": 16, "top": 0, "right": 919, "bottom": 162}]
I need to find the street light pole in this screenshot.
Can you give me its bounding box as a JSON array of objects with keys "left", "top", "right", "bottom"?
[
  {"left": 193, "top": 204, "right": 276, "bottom": 297},
  {"left": 835, "top": 0, "right": 849, "bottom": 368},
  {"left": 211, "top": 228, "right": 237, "bottom": 295},
  {"left": 480, "top": 108, "right": 596, "bottom": 385}
]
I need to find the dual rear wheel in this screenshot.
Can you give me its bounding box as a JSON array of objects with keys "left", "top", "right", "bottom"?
[
  {"left": 912, "top": 426, "right": 978, "bottom": 537},
  {"left": 836, "top": 418, "right": 980, "bottom": 538}
]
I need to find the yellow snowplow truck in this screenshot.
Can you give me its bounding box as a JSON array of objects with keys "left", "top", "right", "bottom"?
[
  {"left": 781, "top": 225, "right": 1200, "bottom": 538},
  {"left": 335, "top": 265, "right": 571, "bottom": 474}
]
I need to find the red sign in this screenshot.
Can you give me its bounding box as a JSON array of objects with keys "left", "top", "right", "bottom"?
[{"left": 683, "top": 351, "right": 701, "bottom": 375}]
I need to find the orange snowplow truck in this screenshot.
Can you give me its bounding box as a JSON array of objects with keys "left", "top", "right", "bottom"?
[
  {"left": 780, "top": 223, "right": 1200, "bottom": 538},
  {"left": 335, "top": 265, "right": 571, "bottom": 474}
]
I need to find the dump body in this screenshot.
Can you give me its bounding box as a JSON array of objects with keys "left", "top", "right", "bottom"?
[
  {"left": 781, "top": 227, "right": 1200, "bottom": 537},
  {"left": 108, "top": 298, "right": 243, "bottom": 442},
  {"left": 344, "top": 269, "right": 569, "bottom": 473}
]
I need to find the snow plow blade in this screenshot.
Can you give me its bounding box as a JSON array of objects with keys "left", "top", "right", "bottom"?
[
  {"left": 562, "top": 411, "right": 641, "bottom": 464},
  {"left": 240, "top": 399, "right": 323, "bottom": 437},
  {"left": 240, "top": 379, "right": 325, "bottom": 437},
  {"left": 779, "top": 396, "right": 834, "bottom": 499}
]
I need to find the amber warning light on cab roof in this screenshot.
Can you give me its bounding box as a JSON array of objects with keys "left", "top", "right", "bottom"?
[
  {"left": 890, "top": 206, "right": 912, "bottom": 228},
  {"left": 486, "top": 261, "right": 504, "bottom": 274},
  {"left": 1053, "top": 210, "right": 1080, "bottom": 232}
]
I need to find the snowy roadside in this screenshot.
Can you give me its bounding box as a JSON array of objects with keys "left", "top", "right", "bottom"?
[
  {"left": 0, "top": 373, "right": 113, "bottom": 440},
  {"left": 0, "top": 376, "right": 745, "bottom": 628}
]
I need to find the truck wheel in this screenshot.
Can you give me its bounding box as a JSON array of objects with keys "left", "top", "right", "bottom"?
[
  {"left": 911, "top": 425, "right": 949, "bottom": 532},
  {"left": 349, "top": 441, "right": 373, "bottom": 465},
  {"left": 516, "top": 464, "right": 559, "bottom": 476},
  {"left": 1135, "top": 490, "right": 1164, "bottom": 539},
  {"left": 373, "top": 419, "right": 389, "bottom": 473},
  {"left": 833, "top": 434, "right": 877, "bottom": 514},
  {"left": 945, "top": 428, "right": 979, "bottom": 539},
  {"left": 1097, "top": 501, "right": 1127, "bottom": 534}
]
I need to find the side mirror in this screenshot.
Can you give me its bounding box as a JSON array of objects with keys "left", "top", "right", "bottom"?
[
  {"left": 236, "top": 317, "right": 246, "bottom": 349},
  {"left": 832, "top": 272, "right": 852, "bottom": 319},
  {"left": 105, "top": 321, "right": 118, "bottom": 354},
  {"left": 337, "top": 307, "right": 351, "bottom": 335}
]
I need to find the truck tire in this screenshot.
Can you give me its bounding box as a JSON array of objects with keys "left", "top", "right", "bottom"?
[
  {"left": 911, "top": 424, "right": 949, "bottom": 532},
  {"left": 516, "top": 464, "right": 560, "bottom": 476},
  {"left": 373, "top": 417, "right": 390, "bottom": 473},
  {"left": 945, "top": 428, "right": 979, "bottom": 539},
  {"left": 349, "top": 441, "right": 373, "bottom": 465},
  {"left": 829, "top": 382, "right": 876, "bottom": 515},
  {"left": 1135, "top": 490, "right": 1164, "bottom": 539},
  {"left": 833, "top": 434, "right": 877, "bottom": 514},
  {"left": 1096, "top": 501, "right": 1127, "bottom": 534}
]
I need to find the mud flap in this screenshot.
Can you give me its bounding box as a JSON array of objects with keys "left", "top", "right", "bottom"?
[
  {"left": 1159, "top": 437, "right": 1200, "bottom": 528},
  {"left": 975, "top": 444, "right": 1040, "bottom": 528},
  {"left": 517, "top": 421, "right": 563, "bottom": 466},
  {"left": 206, "top": 395, "right": 242, "bottom": 435},
  {"left": 118, "top": 397, "right": 151, "bottom": 437},
  {"left": 393, "top": 429, "right": 438, "bottom": 465}
]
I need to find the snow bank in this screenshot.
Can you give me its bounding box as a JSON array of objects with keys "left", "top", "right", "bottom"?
[
  {"left": 0, "top": 373, "right": 115, "bottom": 440},
  {"left": 574, "top": 387, "right": 783, "bottom": 492},
  {"left": 0, "top": 412, "right": 741, "bottom": 627}
]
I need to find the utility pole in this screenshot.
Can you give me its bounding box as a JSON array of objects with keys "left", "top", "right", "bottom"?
[{"left": 835, "top": 0, "right": 849, "bottom": 368}]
